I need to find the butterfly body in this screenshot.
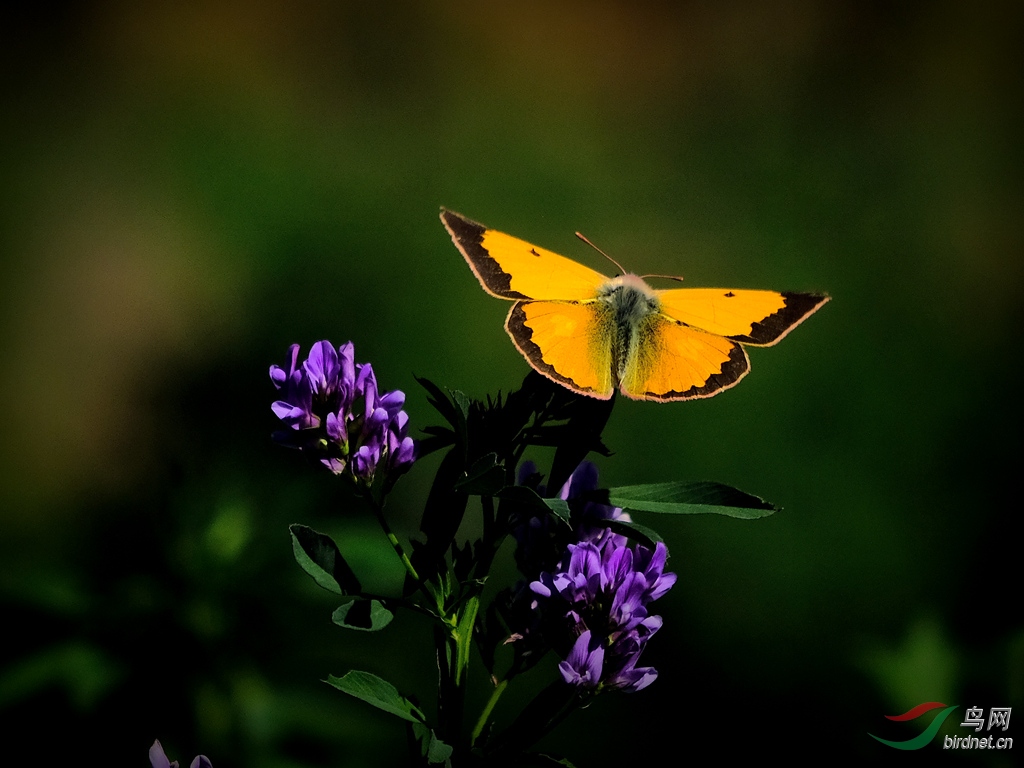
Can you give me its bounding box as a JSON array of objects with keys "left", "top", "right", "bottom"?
[
  {"left": 592, "top": 273, "right": 664, "bottom": 384},
  {"left": 442, "top": 208, "right": 828, "bottom": 402}
]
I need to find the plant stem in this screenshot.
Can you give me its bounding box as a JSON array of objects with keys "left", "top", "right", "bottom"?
[
  {"left": 369, "top": 497, "right": 420, "bottom": 583},
  {"left": 436, "top": 625, "right": 465, "bottom": 748},
  {"left": 471, "top": 678, "right": 508, "bottom": 747},
  {"left": 368, "top": 495, "right": 448, "bottom": 615}
]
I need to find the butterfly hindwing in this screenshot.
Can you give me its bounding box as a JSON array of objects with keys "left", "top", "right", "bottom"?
[
  {"left": 618, "top": 313, "right": 750, "bottom": 401},
  {"left": 506, "top": 300, "right": 615, "bottom": 399},
  {"left": 441, "top": 209, "right": 609, "bottom": 301},
  {"left": 656, "top": 288, "right": 829, "bottom": 346}
]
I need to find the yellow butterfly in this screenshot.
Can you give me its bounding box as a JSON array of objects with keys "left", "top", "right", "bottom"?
[{"left": 441, "top": 208, "right": 829, "bottom": 402}]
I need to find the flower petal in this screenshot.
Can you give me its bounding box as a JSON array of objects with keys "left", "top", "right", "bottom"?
[{"left": 149, "top": 740, "right": 177, "bottom": 768}]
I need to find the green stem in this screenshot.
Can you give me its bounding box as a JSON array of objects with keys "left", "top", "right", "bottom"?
[
  {"left": 436, "top": 626, "right": 464, "bottom": 747},
  {"left": 471, "top": 678, "right": 508, "bottom": 747},
  {"left": 367, "top": 495, "right": 447, "bottom": 614},
  {"left": 369, "top": 497, "right": 420, "bottom": 583}
]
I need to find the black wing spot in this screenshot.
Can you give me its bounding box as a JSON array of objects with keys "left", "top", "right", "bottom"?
[
  {"left": 724, "top": 291, "right": 735, "bottom": 297},
  {"left": 530, "top": 248, "right": 540, "bottom": 257}
]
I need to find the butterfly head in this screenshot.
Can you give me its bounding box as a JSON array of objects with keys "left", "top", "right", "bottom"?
[{"left": 598, "top": 274, "right": 660, "bottom": 323}]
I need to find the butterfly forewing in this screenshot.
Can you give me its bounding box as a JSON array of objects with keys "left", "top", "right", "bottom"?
[
  {"left": 656, "top": 288, "right": 829, "bottom": 346},
  {"left": 442, "top": 209, "right": 609, "bottom": 301}
]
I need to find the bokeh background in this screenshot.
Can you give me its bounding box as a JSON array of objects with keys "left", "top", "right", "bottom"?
[{"left": 1, "top": 1, "right": 1020, "bottom": 765}]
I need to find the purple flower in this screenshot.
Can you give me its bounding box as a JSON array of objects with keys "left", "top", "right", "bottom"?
[
  {"left": 270, "top": 340, "right": 415, "bottom": 487},
  {"left": 558, "top": 630, "right": 604, "bottom": 688},
  {"left": 149, "top": 740, "right": 212, "bottom": 768},
  {"left": 270, "top": 343, "right": 316, "bottom": 430},
  {"left": 600, "top": 639, "right": 659, "bottom": 692},
  {"left": 512, "top": 461, "right": 675, "bottom": 694}
]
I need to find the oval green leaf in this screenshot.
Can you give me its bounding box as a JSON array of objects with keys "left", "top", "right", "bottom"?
[
  {"left": 332, "top": 598, "right": 394, "bottom": 631},
  {"left": 599, "top": 518, "right": 663, "bottom": 548},
  {"left": 326, "top": 669, "right": 424, "bottom": 723},
  {"left": 495, "top": 485, "right": 571, "bottom": 524},
  {"left": 290, "top": 524, "right": 362, "bottom": 595},
  {"left": 604, "top": 481, "right": 778, "bottom": 519}
]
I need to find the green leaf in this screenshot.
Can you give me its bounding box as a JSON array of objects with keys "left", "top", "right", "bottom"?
[
  {"left": 542, "top": 497, "right": 572, "bottom": 525},
  {"left": 495, "top": 485, "right": 571, "bottom": 525},
  {"left": 426, "top": 735, "right": 454, "bottom": 765},
  {"left": 412, "top": 722, "right": 455, "bottom": 764},
  {"left": 523, "top": 754, "right": 578, "bottom": 767},
  {"left": 326, "top": 670, "right": 425, "bottom": 723},
  {"left": 290, "top": 524, "right": 361, "bottom": 595},
  {"left": 452, "top": 390, "right": 471, "bottom": 423},
  {"left": 454, "top": 453, "right": 505, "bottom": 495},
  {"left": 599, "top": 518, "right": 663, "bottom": 548},
  {"left": 332, "top": 598, "right": 394, "bottom": 631},
  {"left": 454, "top": 596, "right": 480, "bottom": 686},
  {"left": 604, "top": 481, "right": 778, "bottom": 519},
  {"left": 413, "top": 447, "right": 469, "bottom": 586},
  {"left": 417, "top": 376, "right": 459, "bottom": 429}
]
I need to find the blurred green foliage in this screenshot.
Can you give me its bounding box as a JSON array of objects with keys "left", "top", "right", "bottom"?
[{"left": 1, "top": 1, "right": 1020, "bottom": 765}]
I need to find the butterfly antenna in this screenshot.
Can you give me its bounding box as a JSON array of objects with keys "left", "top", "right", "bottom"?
[
  {"left": 640, "top": 273, "right": 685, "bottom": 283},
  {"left": 575, "top": 231, "right": 628, "bottom": 275}
]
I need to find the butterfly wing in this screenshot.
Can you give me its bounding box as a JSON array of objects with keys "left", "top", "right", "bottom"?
[
  {"left": 441, "top": 209, "right": 610, "bottom": 301},
  {"left": 655, "top": 288, "right": 830, "bottom": 345},
  {"left": 617, "top": 313, "right": 750, "bottom": 401},
  {"left": 443, "top": 208, "right": 616, "bottom": 396},
  {"left": 507, "top": 300, "right": 615, "bottom": 399},
  {"left": 617, "top": 287, "right": 830, "bottom": 401}
]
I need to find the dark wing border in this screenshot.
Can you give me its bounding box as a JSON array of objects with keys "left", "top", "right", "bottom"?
[
  {"left": 441, "top": 208, "right": 529, "bottom": 300},
  {"left": 729, "top": 292, "right": 830, "bottom": 346}
]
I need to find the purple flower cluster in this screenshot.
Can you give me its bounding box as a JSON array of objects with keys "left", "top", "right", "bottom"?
[
  {"left": 517, "top": 462, "right": 676, "bottom": 693},
  {"left": 270, "top": 341, "right": 415, "bottom": 486},
  {"left": 150, "top": 740, "right": 211, "bottom": 768},
  {"left": 532, "top": 537, "right": 675, "bottom": 692}
]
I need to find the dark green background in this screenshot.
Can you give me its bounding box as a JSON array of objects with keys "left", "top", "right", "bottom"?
[{"left": 1, "top": 2, "right": 1020, "bottom": 765}]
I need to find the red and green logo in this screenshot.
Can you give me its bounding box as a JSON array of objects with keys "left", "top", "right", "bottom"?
[{"left": 869, "top": 702, "right": 959, "bottom": 750}]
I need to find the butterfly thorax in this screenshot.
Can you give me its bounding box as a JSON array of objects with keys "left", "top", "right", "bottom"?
[{"left": 597, "top": 275, "right": 661, "bottom": 383}]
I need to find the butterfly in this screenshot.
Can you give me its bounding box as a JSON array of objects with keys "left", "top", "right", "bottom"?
[{"left": 441, "top": 208, "right": 829, "bottom": 401}]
